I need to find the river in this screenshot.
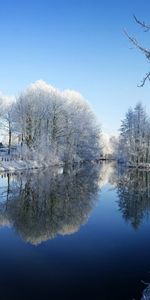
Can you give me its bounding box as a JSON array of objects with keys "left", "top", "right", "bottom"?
[{"left": 0, "top": 162, "right": 149, "bottom": 300}]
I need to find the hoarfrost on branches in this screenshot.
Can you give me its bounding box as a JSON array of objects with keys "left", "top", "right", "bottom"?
[
  {"left": 118, "top": 102, "right": 150, "bottom": 166},
  {"left": 0, "top": 81, "right": 101, "bottom": 166}
]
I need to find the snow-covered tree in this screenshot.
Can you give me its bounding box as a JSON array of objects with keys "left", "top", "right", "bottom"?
[
  {"left": 118, "top": 102, "right": 150, "bottom": 165},
  {"left": 101, "top": 133, "right": 118, "bottom": 160},
  {"left": 0, "top": 94, "right": 15, "bottom": 153},
  {"left": 1, "top": 80, "right": 101, "bottom": 164}
]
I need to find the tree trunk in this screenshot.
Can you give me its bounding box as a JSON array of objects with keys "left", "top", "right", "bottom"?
[{"left": 8, "top": 121, "right": 11, "bottom": 155}]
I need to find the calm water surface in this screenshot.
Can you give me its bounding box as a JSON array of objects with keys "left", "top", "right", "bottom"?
[{"left": 0, "top": 162, "right": 150, "bottom": 300}]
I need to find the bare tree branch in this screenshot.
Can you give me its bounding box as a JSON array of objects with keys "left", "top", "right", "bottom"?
[
  {"left": 124, "top": 30, "right": 150, "bottom": 59},
  {"left": 133, "top": 15, "right": 150, "bottom": 32},
  {"left": 124, "top": 20, "right": 150, "bottom": 86},
  {"left": 137, "top": 72, "right": 150, "bottom": 87}
]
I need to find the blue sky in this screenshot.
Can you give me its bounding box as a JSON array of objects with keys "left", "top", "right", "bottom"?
[{"left": 0, "top": 0, "right": 150, "bottom": 135}]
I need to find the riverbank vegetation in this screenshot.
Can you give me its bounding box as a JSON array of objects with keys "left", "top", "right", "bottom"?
[
  {"left": 118, "top": 102, "right": 150, "bottom": 168},
  {"left": 0, "top": 81, "right": 101, "bottom": 169}
]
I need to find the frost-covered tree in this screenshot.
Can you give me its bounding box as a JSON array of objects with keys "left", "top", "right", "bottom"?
[
  {"left": 101, "top": 133, "right": 118, "bottom": 160},
  {"left": 4, "top": 80, "right": 101, "bottom": 164},
  {"left": 0, "top": 94, "right": 15, "bottom": 153},
  {"left": 118, "top": 103, "right": 150, "bottom": 165},
  {"left": 63, "top": 90, "right": 101, "bottom": 162}
]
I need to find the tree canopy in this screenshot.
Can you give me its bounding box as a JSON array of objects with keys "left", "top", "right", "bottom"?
[{"left": 0, "top": 81, "right": 101, "bottom": 165}]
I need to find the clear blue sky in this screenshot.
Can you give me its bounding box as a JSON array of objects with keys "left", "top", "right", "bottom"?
[{"left": 1, "top": 0, "right": 150, "bottom": 135}]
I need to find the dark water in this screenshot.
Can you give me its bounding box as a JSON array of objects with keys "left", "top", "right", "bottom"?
[{"left": 0, "top": 162, "right": 150, "bottom": 300}]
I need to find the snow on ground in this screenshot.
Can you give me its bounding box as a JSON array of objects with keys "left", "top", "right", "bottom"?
[{"left": 0, "top": 158, "right": 63, "bottom": 171}]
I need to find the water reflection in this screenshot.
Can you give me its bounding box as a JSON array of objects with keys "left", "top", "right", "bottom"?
[
  {"left": 0, "top": 164, "right": 101, "bottom": 245},
  {"left": 116, "top": 168, "right": 150, "bottom": 229},
  {"left": 1, "top": 162, "right": 149, "bottom": 244}
]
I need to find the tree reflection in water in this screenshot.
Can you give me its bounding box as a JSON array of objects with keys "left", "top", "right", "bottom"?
[
  {"left": 116, "top": 168, "right": 150, "bottom": 229},
  {"left": 0, "top": 163, "right": 101, "bottom": 245}
]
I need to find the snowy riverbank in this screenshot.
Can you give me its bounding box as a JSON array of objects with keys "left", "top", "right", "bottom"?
[{"left": 0, "top": 158, "right": 63, "bottom": 172}]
